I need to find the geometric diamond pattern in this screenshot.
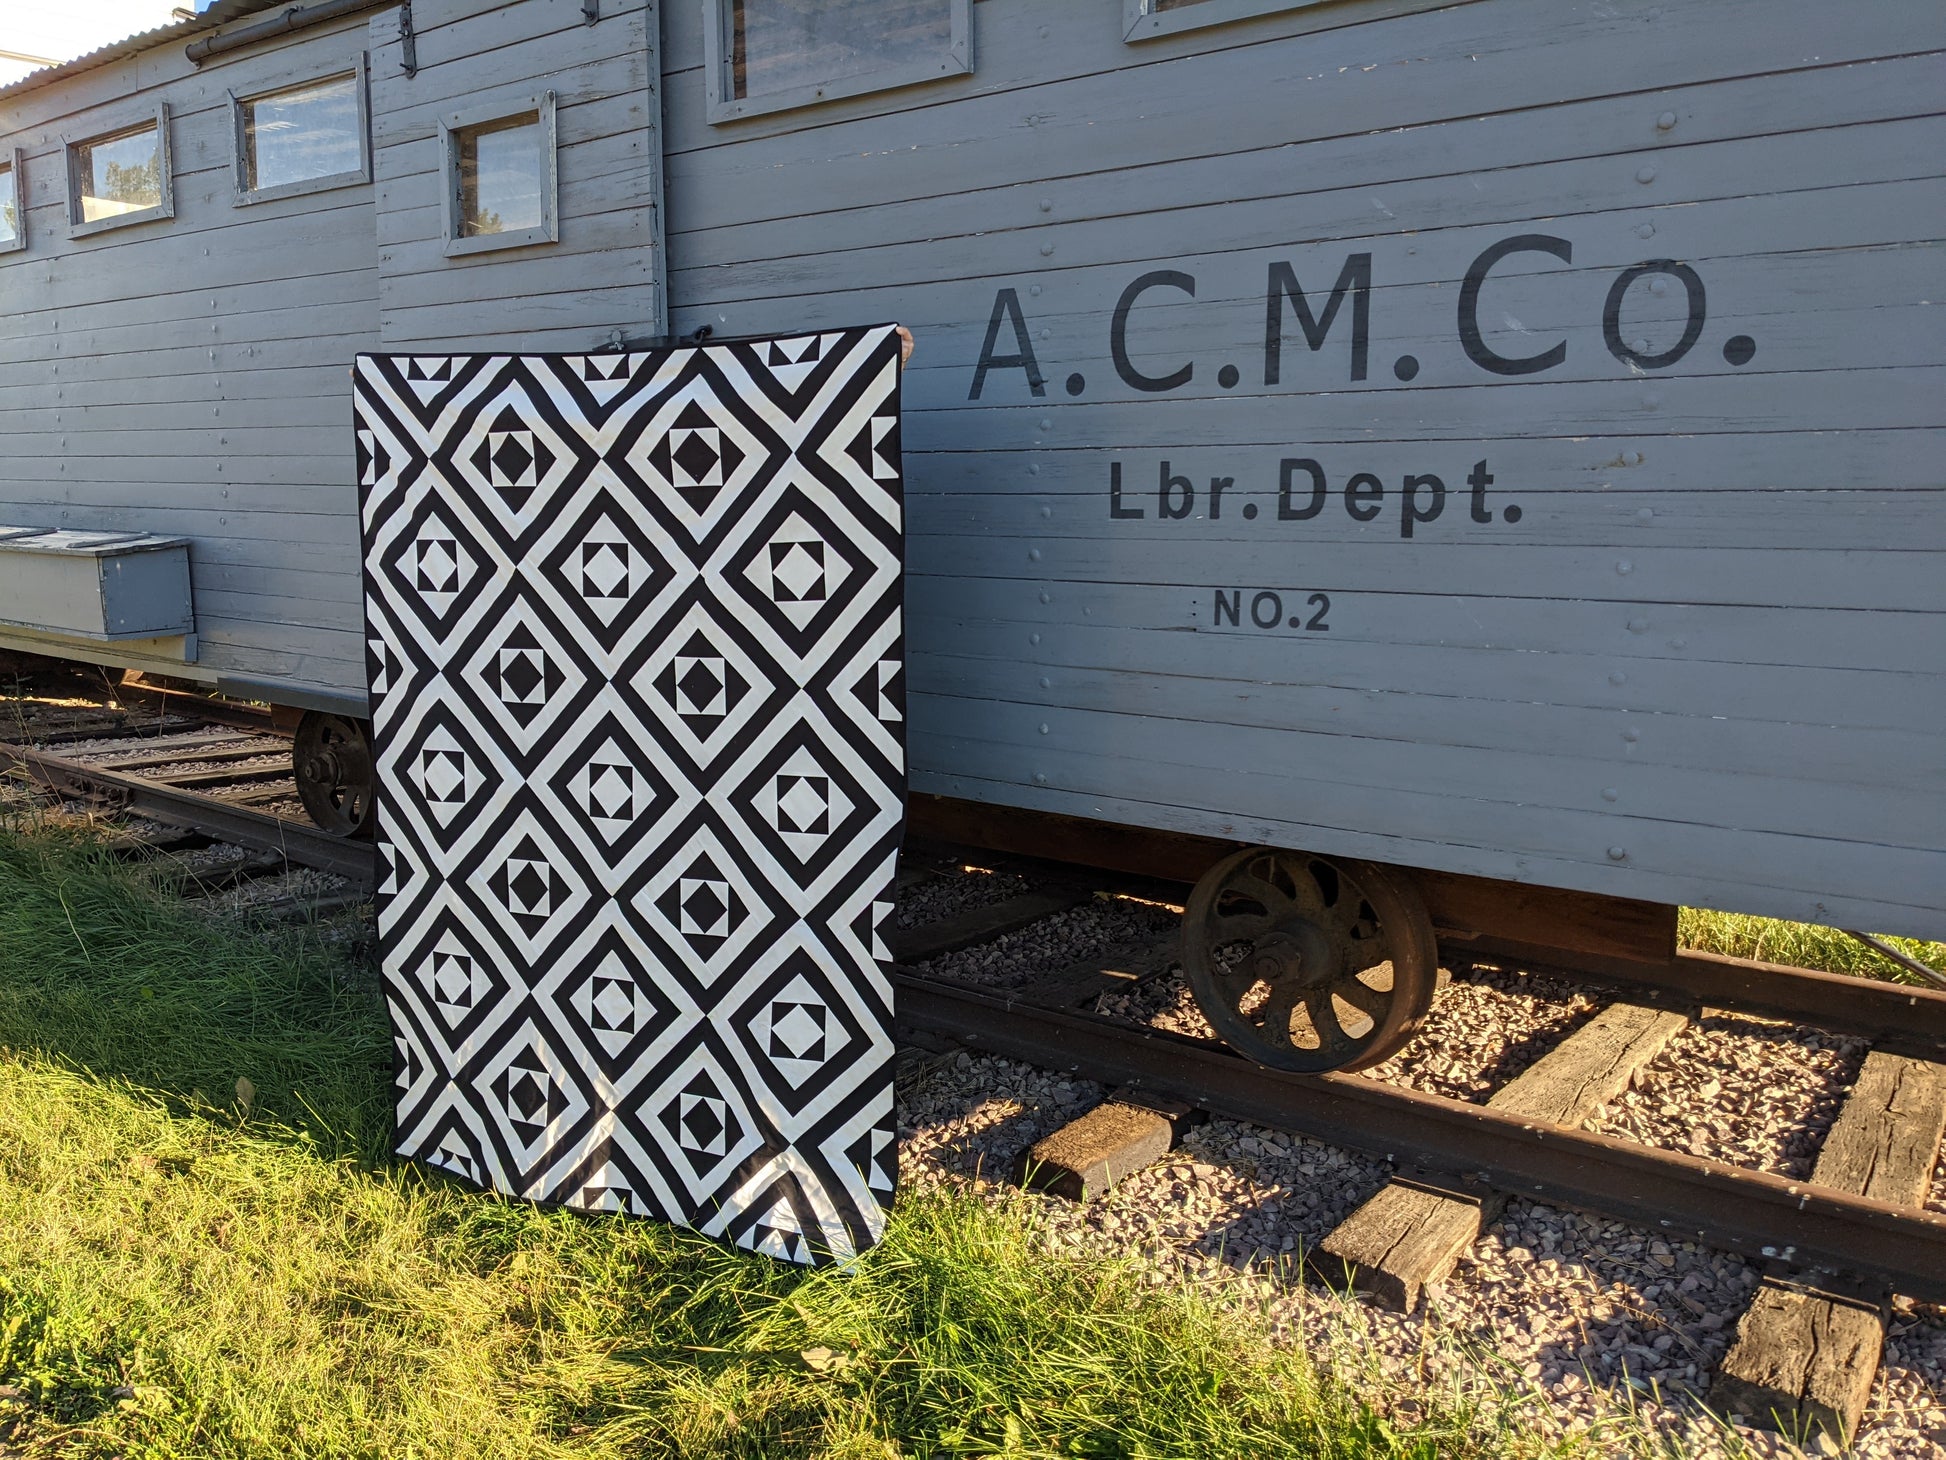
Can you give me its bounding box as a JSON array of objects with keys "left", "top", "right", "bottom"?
[{"left": 355, "top": 327, "right": 906, "bottom": 1266}]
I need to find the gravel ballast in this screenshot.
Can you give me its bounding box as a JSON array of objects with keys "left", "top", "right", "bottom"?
[{"left": 900, "top": 900, "right": 1946, "bottom": 1458}]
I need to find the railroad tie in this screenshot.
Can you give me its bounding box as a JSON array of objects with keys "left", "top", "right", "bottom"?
[
  {"left": 1012, "top": 1088, "right": 1203, "bottom": 1202},
  {"left": 1712, "top": 1051, "right": 1946, "bottom": 1445},
  {"left": 1313, "top": 1000, "right": 1691, "bottom": 1310}
]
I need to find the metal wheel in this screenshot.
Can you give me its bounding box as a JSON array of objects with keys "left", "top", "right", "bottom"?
[
  {"left": 1181, "top": 847, "right": 1438, "bottom": 1073},
  {"left": 293, "top": 711, "right": 376, "bottom": 838}
]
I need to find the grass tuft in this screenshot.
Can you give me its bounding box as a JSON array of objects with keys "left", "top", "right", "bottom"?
[{"left": 1678, "top": 906, "right": 1945, "bottom": 988}]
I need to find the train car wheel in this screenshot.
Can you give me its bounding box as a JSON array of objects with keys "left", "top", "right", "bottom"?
[
  {"left": 1181, "top": 848, "right": 1437, "bottom": 1073},
  {"left": 293, "top": 711, "right": 376, "bottom": 838}
]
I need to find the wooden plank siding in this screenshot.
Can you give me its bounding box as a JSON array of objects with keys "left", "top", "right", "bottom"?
[
  {"left": 0, "top": 12, "right": 383, "bottom": 698},
  {"left": 0, "top": 0, "right": 1937, "bottom": 937},
  {"left": 660, "top": 0, "right": 1944, "bottom": 936}
]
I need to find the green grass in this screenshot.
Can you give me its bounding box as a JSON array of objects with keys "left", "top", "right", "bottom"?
[
  {"left": 0, "top": 826, "right": 1606, "bottom": 1460},
  {"left": 1678, "top": 907, "right": 1945, "bottom": 987}
]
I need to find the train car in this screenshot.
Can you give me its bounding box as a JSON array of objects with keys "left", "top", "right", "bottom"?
[{"left": 1, "top": 0, "right": 1939, "bottom": 1070}]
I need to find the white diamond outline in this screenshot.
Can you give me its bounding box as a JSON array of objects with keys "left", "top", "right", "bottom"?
[
  {"left": 472, "top": 804, "right": 597, "bottom": 966},
  {"left": 707, "top": 468, "right": 897, "bottom": 684},
  {"left": 473, "top": 1014, "right": 596, "bottom": 1195},
  {"left": 373, "top": 677, "right": 522, "bottom": 886},
  {"left": 720, "top": 695, "right": 903, "bottom": 914},
  {"left": 620, "top": 371, "right": 776, "bottom": 544},
  {"left": 629, "top": 817, "right": 782, "bottom": 993},
  {"left": 630, "top": 597, "right": 780, "bottom": 777},
  {"left": 632, "top": 1039, "right": 768, "bottom": 1210},
  {"left": 455, "top": 592, "right": 595, "bottom": 761},
  {"left": 364, "top": 459, "right": 519, "bottom": 670},
  {"left": 530, "top": 687, "right": 702, "bottom": 894},
  {"left": 715, "top": 921, "right": 893, "bottom": 1142},
  {"left": 526, "top": 467, "right": 699, "bottom": 677},
  {"left": 448, "top": 371, "right": 589, "bottom": 543}
]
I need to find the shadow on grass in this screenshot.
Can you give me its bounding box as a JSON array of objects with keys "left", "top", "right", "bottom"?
[{"left": 0, "top": 822, "right": 397, "bottom": 1164}]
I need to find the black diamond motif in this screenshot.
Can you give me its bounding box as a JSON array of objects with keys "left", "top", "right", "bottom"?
[
  {"left": 500, "top": 650, "right": 545, "bottom": 703},
  {"left": 682, "top": 881, "right": 727, "bottom": 932},
  {"left": 492, "top": 433, "right": 535, "bottom": 485},
  {"left": 681, "top": 1098, "right": 723, "bottom": 1151},
  {"left": 511, "top": 863, "right": 550, "bottom": 911},
  {"left": 677, "top": 658, "right": 725, "bottom": 715},
  {"left": 672, "top": 430, "right": 720, "bottom": 485}
]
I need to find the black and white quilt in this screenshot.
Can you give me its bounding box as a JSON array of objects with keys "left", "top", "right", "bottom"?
[{"left": 353, "top": 326, "right": 905, "bottom": 1264}]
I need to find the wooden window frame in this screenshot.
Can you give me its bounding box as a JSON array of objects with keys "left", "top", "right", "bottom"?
[
  {"left": 0, "top": 148, "right": 24, "bottom": 254},
  {"left": 704, "top": 0, "right": 973, "bottom": 125},
  {"left": 65, "top": 104, "right": 174, "bottom": 239},
  {"left": 231, "top": 55, "right": 371, "bottom": 208},
  {"left": 1123, "top": 0, "right": 1323, "bottom": 43},
  {"left": 438, "top": 91, "right": 560, "bottom": 259}
]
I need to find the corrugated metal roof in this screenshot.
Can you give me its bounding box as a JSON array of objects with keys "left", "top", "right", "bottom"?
[{"left": 0, "top": 1, "right": 288, "bottom": 103}]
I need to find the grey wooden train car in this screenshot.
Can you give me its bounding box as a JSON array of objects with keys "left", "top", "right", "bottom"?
[{"left": 2, "top": 0, "right": 1939, "bottom": 1069}]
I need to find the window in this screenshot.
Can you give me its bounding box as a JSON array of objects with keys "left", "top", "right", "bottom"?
[
  {"left": 705, "top": 0, "right": 971, "bottom": 124},
  {"left": 66, "top": 107, "right": 173, "bottom": 237},
  {"left": 1123, "top": 0, "right": 1321, "bottom": 43},
  {"left": 0, "top": 150, "right": 23, "bottom": 254},
  {"left": 440, "top": 93, "right": 558, "bottom": 257},
  {"left": 234, "top": 62, "right": 369, "bottom": 204}
]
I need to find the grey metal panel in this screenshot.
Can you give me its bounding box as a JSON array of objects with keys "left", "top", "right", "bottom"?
[{"left": 0, "top": 528, "right": 193, "bottom": 639}]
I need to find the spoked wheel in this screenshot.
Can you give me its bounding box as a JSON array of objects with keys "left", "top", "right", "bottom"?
[
  {"left": 293, "top": 711, "right": 376, "bottom": 838},
  {"left": 1181, "top": 847, "right": 1439, "bottom": 1073}
]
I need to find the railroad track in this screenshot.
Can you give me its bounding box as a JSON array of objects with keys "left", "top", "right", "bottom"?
[{"left": 3, "top": 683, "right": 1942, "bottom": 1449}]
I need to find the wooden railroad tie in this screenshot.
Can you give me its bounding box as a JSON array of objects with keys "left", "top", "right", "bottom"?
[
  {"left": 1312, "top": 1000, "right": 1691, "bottom": 1310},
  {"left": 1712, "top": 1050, "right": 1946, "bottom": 1445}
]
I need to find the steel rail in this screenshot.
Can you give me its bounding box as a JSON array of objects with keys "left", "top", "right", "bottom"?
[
  {"left": 2, "top": 742, "right": 373, "bottom": 885},
  {"left": 894, "top": 972, "right": 1946, "bottom": 1305}
]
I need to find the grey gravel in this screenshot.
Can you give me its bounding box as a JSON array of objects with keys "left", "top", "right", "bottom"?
[
  {"left": 917, "top": 895, "right": 1177, "bottom": 992},
  {"left": 893, "top": 863, "right": 1031, "bottom": 929}
]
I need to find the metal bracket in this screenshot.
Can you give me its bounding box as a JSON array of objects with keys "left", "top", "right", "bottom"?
[
  {"left": 399, "top": 0, "right": 417, "bottom": 77},
  {"left": 584, "top": 0, "right": 600, "bottom": 24}
]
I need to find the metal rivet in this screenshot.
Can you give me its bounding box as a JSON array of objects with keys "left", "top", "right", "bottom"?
[
  {"left": 1028, "top": 463, "right": 1040, "bottom": 476},
  {"left": 1632, "top": 339, "right": 1650, "bottom": 355},
  {"left": 1670, "top": 637, "right": 1687, "bottom": 649},
  {"left": 1637, "top": 165, "right": 1657, "bottom": 184},
  {"left": 1029, "top": 632, "right": 1041, "bottom": 644},
  {"left": 1616, "top": 559, "right": 1634, "bottom": 574},
  {"left": 1039, "top": 592, "right": 1052, "bottom": 604},
  {"left": 1040, "top": 328, "right": 1051, "bottom": 339},
  {"left": 1643, "top": 393, "right": 1661, "bottom": 410},
  {"left": 1028, "top": 548, "right": 1042, "bottom": 562},
  {"left": 1637, "top": 507, "right": 1654, "bottom": 522},
  {"left": 1040, "top": 506, "right": 1052, "bottom": 519},
  {"left": 1038, "top": 677, "right": 1050, "bottom": 689},
  {"left": 1034, "top": 772, "right": 1048, "bottom": 785},
  {"left": 1609, "top": 671, "right": 1627, "bottom": 686},
  {"left": 1038, "top": 723, "right": 1050, "bottom": 735},
  {"left": 1029, "top": 284, "right": 1043, "bottom": 296},
  {"left": 1649, "top": 277, "right": 1668, "bottom": 296},
  {"left": 1601, "top": 787, "right": 1620, "bottom": 802},
  {"left": 1040, "top": 243, "right": 1055, "bottom": 256},
  {"left": 1656, "top": 111, "right": 1677, "bottom": 130},
  {"left": 1636, "top": 222, "right": 1656, "bottom": 239},
  {"left": 1039, "top": 198, "right": 1052, "bottom": 212},
  {"left": 1627, "top": 617, "right": 1648, "bottom": 632},
  {"left": 1607, "top": 846, "right": 1628, "bottom": 861}
]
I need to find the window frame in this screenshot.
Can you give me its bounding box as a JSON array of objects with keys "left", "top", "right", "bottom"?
[
  {"left": 703, "top": 0, "right": 973, "bottom": 125},
  {"left": 438, "top": 92, "right": 560, "bottom": 258},
  {"left": 65, "top": 104, "right": 175, "bottom": 238},
  {"left": 1122, "top": 0, "right": 1322, "bottom": 43},
  {"left": 0, "top": 148, "right": 25, "bottom": 255},
  {"left": 231, "top": 55, "right": 372, "bottom": 207}
]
